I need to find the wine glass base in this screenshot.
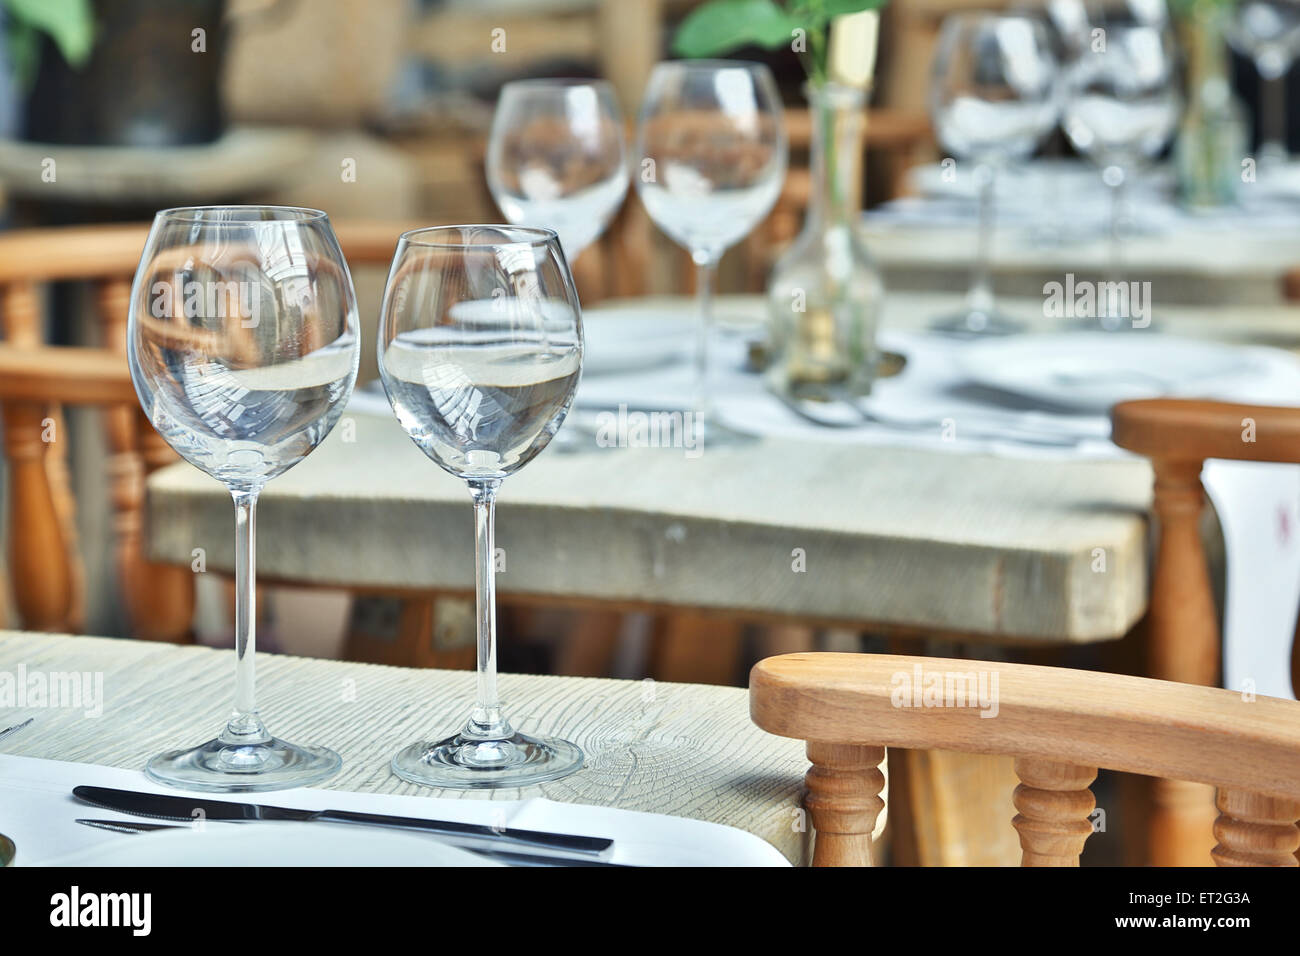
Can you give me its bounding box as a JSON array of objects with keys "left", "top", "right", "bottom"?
[
  {"left": 930, "top": 309, "right": 1024, "bottom": 337},
  {"left": 145, "top": 736, "right": 342, "bottom": 793},
  {"left": 392, "top": 731, "right": 583, "bottom": 790}
]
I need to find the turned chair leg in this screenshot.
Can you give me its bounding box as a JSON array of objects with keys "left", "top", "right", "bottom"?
[
  {"left": 1012, "top": 756, "right": 1097, "bottom": 867},
  {"left": 1212, "top": 789, "right": 1300, "bottom": 867},
  {"left": 804, "top": 742, "right": 886, "bottom": 866}
]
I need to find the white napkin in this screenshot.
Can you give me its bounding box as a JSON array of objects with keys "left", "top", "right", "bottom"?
[{"left": 0, "top": 754, "right": 790, "bottom": 867}]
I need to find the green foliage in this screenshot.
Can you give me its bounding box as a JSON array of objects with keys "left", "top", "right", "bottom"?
[
  {"left": 3, "top": 0, "right": 95, "bottom": 89},
  {"left": 672, "top": 0, "right": 888, "bottom": 83}
]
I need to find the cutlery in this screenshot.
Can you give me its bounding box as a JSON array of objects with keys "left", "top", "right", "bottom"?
[
  {"left": 73, "top": 818, "right": 628, "bottom": 867},
  {"left": 73, "top": 785, "right": 614, "bottom": 863},
  {"left": 0, "top": 717, "right": 33, "bottom": 742},
  {"left": 774, "top": 391, "right": 1082, "bottom": 448}
]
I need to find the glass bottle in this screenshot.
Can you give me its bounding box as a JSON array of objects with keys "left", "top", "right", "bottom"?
[{"left": 766, "top": 82, "right": 884, "bottom": 400}]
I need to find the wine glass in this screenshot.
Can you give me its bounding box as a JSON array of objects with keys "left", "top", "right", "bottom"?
[
  {"left": 380, "top": 225, "right": 584, "bottom": 789},
  {"left": 1061, "top": 4, "right": 1181, "bottom": 329},
  {"left": 929, "top": 13, "right": 1062, "bottom": 336},
  {"left": 1225, "top": 0, "right": 1300, "bottom": 166},
  {"left": 128, "top": 206, "right": 359, "bottom": 791},
  {"left": 635, "top": 60, "right": 787, "bottom": 439},
  {"left": 487, "top": 78, "right": 629, "bottom": 261}
]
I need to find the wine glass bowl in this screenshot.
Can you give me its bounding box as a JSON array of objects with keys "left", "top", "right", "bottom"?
[
  {"left": 380, "top": 225, "right": 584, "bottom": 788},
  {"left": 128, "top": 205, "right": 359, "bottom": 791},
  {"left": 1061, "top": 22, "right": 1181, "bottom": 173},
  {"left": 635, "top": 60, "right": 786, "bottom": 432},
  {"left": 487, "top": 79, "right": 629, "bottom": 260}
]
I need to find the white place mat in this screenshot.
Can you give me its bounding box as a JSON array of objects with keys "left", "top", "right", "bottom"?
[{"left": 0, "top": 754, "right": 790, "bottom": 867}]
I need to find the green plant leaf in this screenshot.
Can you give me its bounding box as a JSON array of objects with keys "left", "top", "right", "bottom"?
[
  {"left": 672, "top": 0, "right": 804, "bottom": 57},
  {"left": 820, "top": 0, "right": 887, "bottom": 17},
  {"left": 4, "top": 0, "right": 95, "bottom": 68}
]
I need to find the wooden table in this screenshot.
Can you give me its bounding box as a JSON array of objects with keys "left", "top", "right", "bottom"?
[
  {"left": 0, "top": 630, "right": 811, "bottom": 864},
  {"left": 143, "top": 291, "right": 1300, "bottom": 646},
  {"left": 861, "top": 221, "right": 1300, "bottom": 307}
]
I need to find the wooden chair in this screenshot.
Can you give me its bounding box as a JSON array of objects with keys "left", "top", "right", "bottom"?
[
  {"left": 751, "top": 651, "right": 1300, "bottom": 866},
  {"left": 1111, "top": 398, "right": 1300, "bottom": 864},
  {"left": 0, "top": 221, "right": 420, "bottom": 641}
]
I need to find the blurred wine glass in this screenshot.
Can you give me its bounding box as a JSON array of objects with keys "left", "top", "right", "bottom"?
[
  {"left": 635, "top": 60, "right": 787, "bottom": 439},
  {"left": 929, "top": 13, "right": 1061, "bottom": 336},
  {"left": 487, "top": 78, "right": 629, "bottom": 261},
  {"left": 129, "top": 206, "right": 359, "bottom": 791},
  {"left": 1061, "top": 2, "right": 1181, "bottom": 329},
  {"left": 1225, "top": 0, "right": 1300, "bottom": 166}
]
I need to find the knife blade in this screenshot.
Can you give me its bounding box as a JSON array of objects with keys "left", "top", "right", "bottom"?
[
  {"left": 72, "top": 817, "right": 629, "bottom": 867},
  {"left": 73, "top": 785, "right": 613, "bottom": 862}
]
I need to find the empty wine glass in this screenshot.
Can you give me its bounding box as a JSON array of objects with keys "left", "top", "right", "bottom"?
[
  {"left": 487, "top": 78, "right": 630, "bottom": 261},
  {"left": 635, "top": 60, "right": 787, "bottom": 439},
  {"left": 129, "top": 206, "right": 359, "bottom": 791},
  {"left": 380, "top": 225, "right": 584, "bottom": 789},
  {"left": 1225, "top": 0, "right": 1300, "bottom": 166},
  {"left": 929, "top": 13, "right": 1061, "bottom": 336},
  {"left": 1061, "top": 4, "right": 1181, "bottom": 329}
]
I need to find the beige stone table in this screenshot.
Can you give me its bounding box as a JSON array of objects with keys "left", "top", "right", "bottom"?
[
  {"left": 0, "top": 630, "right": 811, "bottom": 863},
  {"left": 142, "top": 292, "right": 1300, "bottom": 646},
  {"left": 862, "top": 221, "right": 1300, "bottom": 307}
]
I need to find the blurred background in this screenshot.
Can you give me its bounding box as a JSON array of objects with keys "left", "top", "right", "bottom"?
[{"left": 0, "top": 0, "right": 1295, "bottom": 681}]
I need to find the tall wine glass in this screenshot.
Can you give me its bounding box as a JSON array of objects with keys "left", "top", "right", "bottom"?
[
  {"left": 635, "top": 60, "right": 787, "bottom": 438},
  {"left": 381, "top": 225, "right": 584, "bottom": 788},
  {"left": 487, "top": 78, "right": 629, "bottom": 261},
  {"left": 1225, "top": 0, "right": 1300, "bottom": 166},
  {"left": 929, "top": 13, "right": 1061, "bottom": 336},
  {"left": 1061, "top": 4, "right": 1180, "bottom": 329},
  {"left": 129, "top": 206, "right": 359, "bottom": 791}
]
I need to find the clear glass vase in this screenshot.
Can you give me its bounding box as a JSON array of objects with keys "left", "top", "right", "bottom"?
[
  {"left": 766, "top": 83, "right": 884, "bottom": 400},
  {"left": 1175, "top": 6, "right": 1247, "bottom": 211}
]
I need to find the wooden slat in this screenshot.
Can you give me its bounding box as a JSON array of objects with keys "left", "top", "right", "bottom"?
[
  {"left": 0, "top": 345, "right": 136, "bottom": 405},
  {"left": 750, "top": 653, "right": 1300, "bottom": 800}
]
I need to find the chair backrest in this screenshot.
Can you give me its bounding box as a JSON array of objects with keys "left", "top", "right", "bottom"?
[
  {"left": 750, "top": 651, "right": 1300, "bottom": 866},
  {"left": 0, "top": 221, "right": 418, "bottom": 641}
]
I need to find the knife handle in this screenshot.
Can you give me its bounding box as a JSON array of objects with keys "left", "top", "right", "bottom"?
[{"left": 315, "top": 809, "right": 614, "bottom": 860}]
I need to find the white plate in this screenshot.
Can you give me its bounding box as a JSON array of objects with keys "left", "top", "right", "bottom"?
[
  {"left": 954, "top": 333, "right": 1265, "bottom": 413},
  {"left": 44, "top": 822, "right": 502, "bottom": 867},
  {"left": 580, "top": 308, "right": 692, "bottom": 376}
]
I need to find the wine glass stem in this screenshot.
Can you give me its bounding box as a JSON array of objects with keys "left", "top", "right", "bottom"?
[
  {"left": 1106, "top": 170, "right": 1126, "bottom": 286},
  {"left": 692, "top": 252, "right": 717, "bottom": 418},
  {"left": 223, "top": 488, "right": 268, "bottom": 745},
  {"left": 467, "top": 478, "right": 508, "bottom": 740},
  {"left": 965, "top": 164, "right": 996, "bottom": 320}
]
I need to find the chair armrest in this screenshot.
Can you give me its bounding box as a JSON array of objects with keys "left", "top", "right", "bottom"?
[
  {"left": 750, "top": 652, "right": 1300, "bottom": 800},
  {"left": 1112, "top": 398, "right": 1300, "bottom": 463},
  {"left": 0, "top": 345, "right": 136, "bottom": 405}
]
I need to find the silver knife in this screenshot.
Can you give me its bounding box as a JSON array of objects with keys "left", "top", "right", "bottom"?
[
  {"left": 73, "top": 818, "right": 628, "bottom": 867},
  {"left": 0, "top": 717, "right": 33, "bottom": 742},
  {"left": 73, "top": 785, "right": 614, "bottom": 863}
]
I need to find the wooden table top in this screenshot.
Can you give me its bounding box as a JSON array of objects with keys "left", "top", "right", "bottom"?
[
  {"left": 142, "top": 292, "right": 1300, "bottom": 645},
  {"left": 0, "top": 630, "right": 811, "bottom": 864},
  {"left": 861, "top": 221, "right": 1300, "bottom": 307}
]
